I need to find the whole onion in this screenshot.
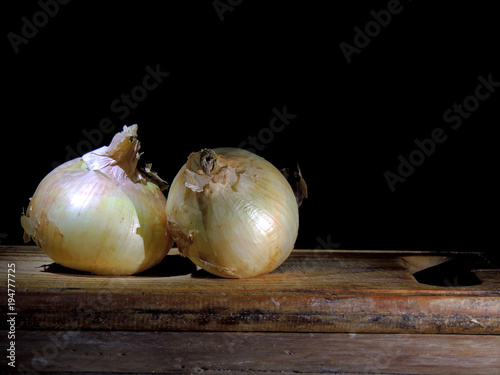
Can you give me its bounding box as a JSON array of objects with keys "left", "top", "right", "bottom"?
[
  {"left": 166, "top": 148, "right": 299, "bottom": 278},
  {"left": 21, "top": 125, "right": 173, "bottom": 275}
]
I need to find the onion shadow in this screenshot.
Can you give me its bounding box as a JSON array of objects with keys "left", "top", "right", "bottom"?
[
  {"left": 190, "top": 267, "right": 222, "bottom": 279},
  {"left": 40, "top": 254, "right": 197, "bottom": 277}
]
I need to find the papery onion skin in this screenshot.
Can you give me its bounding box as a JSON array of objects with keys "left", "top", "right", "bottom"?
[
  {"left": 166, "top": 148, "right": 299, "bottom": 278},
  {"left": 21, "top": 125, "right": 174, "bottom": 275}
]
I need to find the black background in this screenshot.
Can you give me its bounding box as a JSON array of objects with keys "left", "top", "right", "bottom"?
[{"left": 2, "top": 1, "right": 499, "bottom": 264}]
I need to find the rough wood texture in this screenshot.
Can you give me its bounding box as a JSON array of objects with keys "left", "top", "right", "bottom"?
[
  {"left": 1, "top": 246, "right": 499, "bottom": 334},
  {"left": 7, "top": 330, "right": 500, "bottom": 374}
]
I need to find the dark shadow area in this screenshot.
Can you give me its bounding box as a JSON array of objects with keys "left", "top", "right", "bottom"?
[
  {"left": 40, "top": 263, "right": 92, "bottom": 276},
  {"left": 137, "top": 254, "right": 197, "bottom": 277},
  {"left": 40, "top": 254, "right": 197, "bottom": 277},
  {"left": 191, "top": 268, "right": 222, "bottom": 279},
  {"left": 412, "top": 258, "right": 483, "bottom": 287}
]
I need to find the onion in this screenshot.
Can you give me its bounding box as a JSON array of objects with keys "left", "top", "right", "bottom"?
[
  {"left": 21, "top": 125, "right": 173, "bottom": 275},
  {"left": 166, "top": 148, "right": 299, "bottom": 278}
]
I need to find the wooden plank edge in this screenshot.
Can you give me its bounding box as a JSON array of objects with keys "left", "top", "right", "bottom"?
[{"left": 3, "top": 291, "right": 499, "bottom": 335}]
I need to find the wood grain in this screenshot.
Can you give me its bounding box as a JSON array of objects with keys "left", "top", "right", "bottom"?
[
  {"left": 1, "top": 246, "right": 499, "bottom": 334},
  {"left": 7, "top": 330, "right": 500, "bottom": 374}
]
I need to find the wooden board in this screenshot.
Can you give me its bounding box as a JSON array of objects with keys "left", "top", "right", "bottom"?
[
  {"left": 8, "top": 330, "right": 500, "bottom": 374},
  {"left": 1, "top": 246, "right": 499, "bottom": 334}
]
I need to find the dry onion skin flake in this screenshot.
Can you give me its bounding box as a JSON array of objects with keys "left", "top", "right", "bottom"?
[
  {"left": 21, "top": 125, "right": 173, "bottom": 275},
  {"left": 166, "top": 148, "right": 299, "bottom": 278}
]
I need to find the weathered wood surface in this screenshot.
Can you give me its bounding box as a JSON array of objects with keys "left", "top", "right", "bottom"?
[
  {"left": 6, "top": 330, "right": 500, "bottom": 374},
  {"left": 1, "top": 246, "right": 499, "bottom": 333}
]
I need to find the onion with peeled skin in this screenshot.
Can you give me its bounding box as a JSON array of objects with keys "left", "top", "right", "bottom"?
[{"left": 21, "top": 125, "right": 173, "bottom": 275}]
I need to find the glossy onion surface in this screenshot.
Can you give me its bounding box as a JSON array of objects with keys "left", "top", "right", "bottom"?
[{"left": 166, "top": 148, "right": 299, "bottom": 278}]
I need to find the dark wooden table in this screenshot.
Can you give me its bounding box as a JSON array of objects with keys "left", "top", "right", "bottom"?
[{"left": 1, "top": 246, "right": 499, "bottom": 374}]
